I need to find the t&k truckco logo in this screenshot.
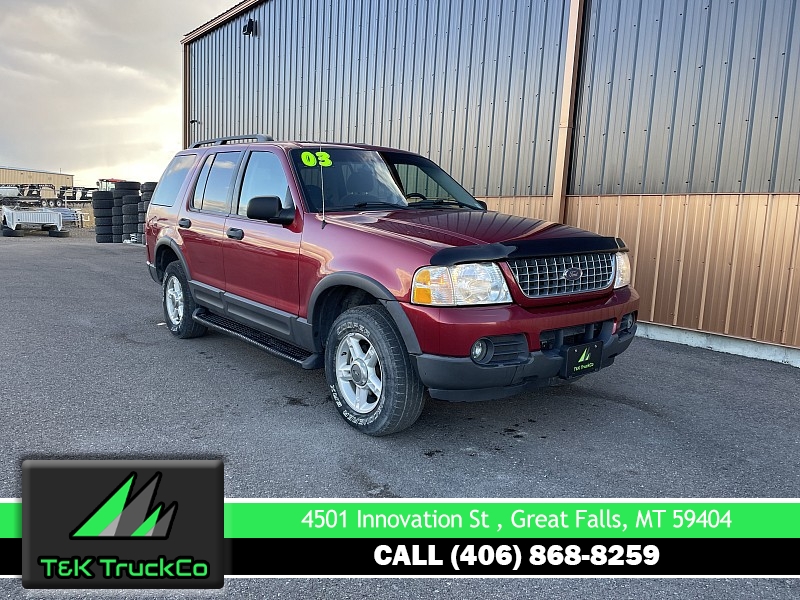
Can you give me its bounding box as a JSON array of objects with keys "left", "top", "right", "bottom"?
[{"left": 22, "top": 460, "right": 223, "bottom": 589}]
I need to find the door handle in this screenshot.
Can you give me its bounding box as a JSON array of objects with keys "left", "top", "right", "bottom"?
[
  {"left": 178, "top": 218, "right": 192, "bottom": 228},
  {"left": 226, "top": 228, "right": 244, "bottom": 240}
]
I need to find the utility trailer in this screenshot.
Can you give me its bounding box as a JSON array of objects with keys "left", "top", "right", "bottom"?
[{"left": 2, "top": 205, "right": 64, "bottom": 231}]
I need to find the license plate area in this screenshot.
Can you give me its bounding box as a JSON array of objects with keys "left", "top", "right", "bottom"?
[{"left": 562, "top": 341, "right": 603, "bottom": 378}]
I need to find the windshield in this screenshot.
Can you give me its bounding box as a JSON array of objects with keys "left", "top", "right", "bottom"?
[{"left": 289, "top": 148, "right": 483, "bottom": 213}]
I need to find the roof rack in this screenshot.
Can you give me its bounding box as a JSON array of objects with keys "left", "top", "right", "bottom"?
[{"left": 191, "top": 134, "right": 274, "bottom": 148}]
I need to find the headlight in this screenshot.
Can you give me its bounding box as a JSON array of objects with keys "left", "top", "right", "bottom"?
[
  {"left": 412, "top": 263, "right": 512, "bottom": 306},
  {"left": 614, "top": 252, "right": 631, "bottom": 289}
]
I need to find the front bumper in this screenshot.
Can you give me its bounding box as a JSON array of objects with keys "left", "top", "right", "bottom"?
[{"left": 413, "top": 324, "right": 636, "bottom": 402}]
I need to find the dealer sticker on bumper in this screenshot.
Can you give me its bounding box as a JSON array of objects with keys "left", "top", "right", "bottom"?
[{"left": 564, "top": 341, "right": 603, "bottom": 378}]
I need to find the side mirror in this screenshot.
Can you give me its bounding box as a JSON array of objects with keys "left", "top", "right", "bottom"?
[
  {"left": 247, "top": 196, "right": 294, "bottom": 225},
  {"left": 476, "top": 199, "right": 487, "bottom": 210}
]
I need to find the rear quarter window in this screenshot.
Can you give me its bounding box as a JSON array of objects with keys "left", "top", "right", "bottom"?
[{"left": 150, "top": 154, "right": 198, "bottom": 207}]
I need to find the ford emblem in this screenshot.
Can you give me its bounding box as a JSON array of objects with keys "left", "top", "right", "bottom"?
[{"left": 563, "top": 267, "right": 583, "bottom": 281}]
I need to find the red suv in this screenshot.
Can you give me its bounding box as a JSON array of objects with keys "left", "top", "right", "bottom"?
[{"left": 145, "top": 135, "right": 639, "bottom": 436}]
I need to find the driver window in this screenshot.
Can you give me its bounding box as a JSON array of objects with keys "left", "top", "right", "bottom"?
[{"left": 238, "top": 151, "right": 293, "bottom": 217}]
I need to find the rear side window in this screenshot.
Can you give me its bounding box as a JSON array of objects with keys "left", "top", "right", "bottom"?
[
  {"left": 191, "top": 151, "right": 242, "bottom": 213},
  {"left": 150, "top": 154, "right": 197, "bottom": 207}
]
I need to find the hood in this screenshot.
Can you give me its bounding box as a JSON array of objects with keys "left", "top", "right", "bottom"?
[{"left": 326, "top": 209, "right": 625, "bottom": 264}]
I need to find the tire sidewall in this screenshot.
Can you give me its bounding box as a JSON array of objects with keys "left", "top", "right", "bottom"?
[
  {"left": 325, "top": 310, "right": 397, "bottom": 435},
  {"left": 162, "top": 264, "right": 192, "bottom": 337}
]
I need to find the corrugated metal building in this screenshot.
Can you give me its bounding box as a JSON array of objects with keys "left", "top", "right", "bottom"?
[
  {"left": 0, "top": 167, "right": 73, "bottom": 190},
  {"left": 182, "top": 0, "right": 800, "bottom": 350}
]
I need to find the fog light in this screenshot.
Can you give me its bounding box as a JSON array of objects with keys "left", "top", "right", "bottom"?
[
  {"left": 619, "top": 313, "right": 636, "bottom": 332},
  {"left": 471, "top": 339, "right": 489, "bottom": 363}
]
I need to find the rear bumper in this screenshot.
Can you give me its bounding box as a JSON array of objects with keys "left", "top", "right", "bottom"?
[{"left": 413, "top": 324, "right": 636, "bottom": 402}]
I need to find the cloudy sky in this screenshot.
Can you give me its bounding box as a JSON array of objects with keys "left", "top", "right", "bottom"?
[{"left": 0, "top": 0, "right": 233, "bottom": 186}]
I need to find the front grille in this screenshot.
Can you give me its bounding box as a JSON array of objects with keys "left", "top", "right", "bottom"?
[{"left": 508, "top": 253, "right": 615, "bottom": 298}]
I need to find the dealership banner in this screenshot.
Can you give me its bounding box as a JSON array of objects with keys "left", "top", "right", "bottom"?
[{"left": 2, "top": 494, "right": 799, "bottom": 580}]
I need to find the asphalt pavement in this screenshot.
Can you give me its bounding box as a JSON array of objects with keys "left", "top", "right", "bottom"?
[{"left": 0, "top": 232, "right": 798, "bottom": 599}]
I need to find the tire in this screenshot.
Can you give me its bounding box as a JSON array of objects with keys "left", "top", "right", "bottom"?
[
  {"left": 122, "top": 223, "right": 137, "bottom": 234},
  {"left": 112, "top": 234, "right": 123, "bottom": 243},
  {"left": 95, "top": 234, "right": 114, "bottom": 243},
  {"left": 122, "top": 204, "right": 138, "bottom": 215},
  {"left": 95, "top": 217, "right": 113, "bottom": 227},
  {"left": 112, "top": 225, "right": 123, "bottom": 235},
  {"left": 41, "top": 224, "right": 57, "bottom": 231},
  {"left": 123, "top": 194, "right": 140, "bottom": 205},
  {"left": 113, "top": 196, "right": 125, "bottom": 205},
  {"left": 48, "top": 229, "right": 70, "bottom": 237},
  {"left": 92, "top": 191, "right": 113, "bottom": 201},
  {"left": 325, "top": 305, "right": 425, "bottom": 436},
  {"left": 141, "top": 182, "right": 158, "bottom": 192},
  {"left": 115, "top": 181, "right": 141, "bottom": 191},
  {"left": 93, "top": 208, "right": 112, "bottom": 218},
  {"left": 162, "top": 262, "right": 207, "bottom": 339},
  {"left": 112, "top": 206, "right": 123, "bottom": 216},
  {"left": 92, "top": 198, "right": 114, "bottom": 210},
  {"left": 142, "top": 193, "right": 154, "bottom": 202},
  {"left": 137, "top": 223, "right": 144, "bottom": 233},
  {"left": 96, "top": 225, "right": 112, "bottom": 235},
  {"left": 2, "top": 228, "right": 24, "bottom": 237},
  {"left": 122, "top": 214, "right": 138, "bottom": 224}
]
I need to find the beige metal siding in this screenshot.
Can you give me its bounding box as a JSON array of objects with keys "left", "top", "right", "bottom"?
[
  {"left": 565, "top": 193, "right": 800, "bottom": 348},
  {"left": 481, "top": 196, "right": 559, "bottom": 222}
]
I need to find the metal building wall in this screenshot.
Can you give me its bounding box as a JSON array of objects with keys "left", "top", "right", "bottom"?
[
  {"left": 186, "top": 0, "right": 570, "bottom": 198},
  {"left": 570, "top": 0, "right": 800, "bottom": 195}
]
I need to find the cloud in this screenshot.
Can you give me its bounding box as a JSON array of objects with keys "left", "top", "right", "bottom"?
[{"left": 0, "top": 0, "right": 232, "bottom": 185}]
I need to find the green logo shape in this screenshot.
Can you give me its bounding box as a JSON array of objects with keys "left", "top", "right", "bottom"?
[
  {"left": 578, "top": 348, "right": 592, "bottom": 363},
  {"left": 70, "top": 472, "right": 177, "bottom": 539}
]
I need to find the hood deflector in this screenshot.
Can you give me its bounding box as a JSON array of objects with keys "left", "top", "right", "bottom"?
[{"left": 430, "top": 237, "right": 627, "bottom": 266}]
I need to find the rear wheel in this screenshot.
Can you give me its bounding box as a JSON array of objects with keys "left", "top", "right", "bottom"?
[
  {"left": 162, "top": 262, "right": 207, "bottom": 339},
  {"left": 325, "top": 305, "right": 425, "bottom": 436}
]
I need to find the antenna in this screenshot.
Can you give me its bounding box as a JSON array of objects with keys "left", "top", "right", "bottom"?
[{"left": 319, "top": 141, "right": 326, "bottom": 229}]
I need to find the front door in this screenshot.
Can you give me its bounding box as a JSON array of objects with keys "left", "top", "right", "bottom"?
[{"left": 222, "top": 149, "right": 302, "bottom": 338}]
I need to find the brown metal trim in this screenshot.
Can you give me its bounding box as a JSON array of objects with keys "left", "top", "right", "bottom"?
[
  {"left": 181, "top": 0, "right": 265, "bottom": 45},
  {"left": 552, "top": 0, "right": 585, "bottom": 223},
  {"left": 182, "top": 43, "right": 190, "bottom": 148}
]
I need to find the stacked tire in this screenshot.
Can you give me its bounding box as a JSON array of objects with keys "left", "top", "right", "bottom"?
[
  {"left": 92, "top": 191, "right": 114, "bottom": 243},
  {"left": 114, "top": 182, "right": 140, "bottom": 243},
  {"left": 138, "top": 181, "right": 157, "bottom": 244}
]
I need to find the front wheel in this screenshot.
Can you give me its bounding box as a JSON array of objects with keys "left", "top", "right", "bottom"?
[
  {"left": 162, "top": 262, "right": 207, "bottom": 339},
  {"left": 325, "top": 305, "right": 425, "bottom": 436}
]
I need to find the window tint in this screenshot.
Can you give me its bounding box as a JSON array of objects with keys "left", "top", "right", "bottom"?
[
  {"left": 193, "top": 151, "right": 242, "bottom": 213},
  {"left": 238, "top": 151, "right": 293, "bottom": 217},
  {"left": 150, "top": 154, "right": 197, "bottom": 207}
]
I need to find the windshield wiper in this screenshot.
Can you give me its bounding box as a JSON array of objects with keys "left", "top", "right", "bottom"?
[
  {"left": 410, "top": 198, "right": 476, "bottom": 209},
  {"left": 351, "top": 201, "right": 408, "bottom": 210}
]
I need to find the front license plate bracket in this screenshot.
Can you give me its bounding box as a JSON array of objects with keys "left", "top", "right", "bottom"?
[{"left": 562, "top": 341, "right": 603, "bottom": 378}]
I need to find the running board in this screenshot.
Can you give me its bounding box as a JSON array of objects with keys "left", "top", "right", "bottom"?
[{"left": 192, "top": 310, "right": 323, "bottom": 369}]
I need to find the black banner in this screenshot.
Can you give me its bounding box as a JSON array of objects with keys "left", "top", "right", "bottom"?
[
  {"left": 226, "top": 538, "right": 799, "bottom": 576},
  {"left": 3, "top": 538, "right": 798, "bottom": 577}
]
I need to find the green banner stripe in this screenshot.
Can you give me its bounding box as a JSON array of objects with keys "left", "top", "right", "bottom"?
[
  {"left": 2, "top": 501, "right": 798, "bottom": 539},
  {"left": 223, "top": 502, "right": 800, "bottom": 539},
  {"left": 0, "top": 504, "right": 21, "bottom": 538}
]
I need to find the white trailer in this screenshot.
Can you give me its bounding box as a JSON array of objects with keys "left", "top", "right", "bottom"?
[{"left": 2, "top": 206, "right": 63, "bottom": 231}]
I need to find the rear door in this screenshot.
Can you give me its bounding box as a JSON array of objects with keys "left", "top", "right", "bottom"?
[
  {"left": 222, "top": 149, "right": 302, "bottom": 337},
  {"left": 179, "top": 150, "right": 243, "bottom": 308}
]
